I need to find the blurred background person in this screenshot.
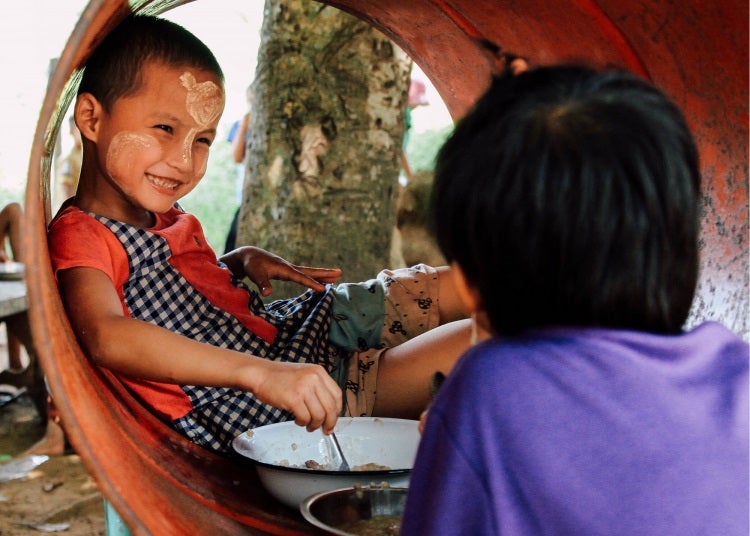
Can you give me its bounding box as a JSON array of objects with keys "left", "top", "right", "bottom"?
[
  {"left": 57, "top": 115, "right": 82, "bottom": 201},
  {"left": 224, "top": 84, "right": 253, "bottom": 253},
  {"left": 0, "top": 201, "right": 25, "bottom": 372}
]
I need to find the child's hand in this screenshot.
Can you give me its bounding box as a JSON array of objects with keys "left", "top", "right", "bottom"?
[
  {"left": 242, "top": 360, "right": 342, "bottom": 434},
  {"left": 220, "top": 246, "right": 342, "bottom": 296},
  {"left": 418, "top": 408, "right": 429, "bottom": 434},
  {"left": 419, "top": 370, "right": 445, "bottom": 434}
]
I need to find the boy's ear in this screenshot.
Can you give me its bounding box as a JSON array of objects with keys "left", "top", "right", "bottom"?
[
  {"left": 450, "top": 262, "right": 483, "bottom": 315},
  {"left": 74, "top": 93, "right": 104, "bottom": 142}
]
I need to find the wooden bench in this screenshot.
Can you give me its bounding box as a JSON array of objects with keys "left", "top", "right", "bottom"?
[{"left": 0, "top": 279, "right": 46, "bottom": 418}]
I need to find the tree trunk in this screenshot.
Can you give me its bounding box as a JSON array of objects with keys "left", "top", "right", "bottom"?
[{"left": 237, "top": 0, "right": 411, "bottom": 296}]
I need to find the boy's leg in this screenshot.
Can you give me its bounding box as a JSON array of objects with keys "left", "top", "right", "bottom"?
[
  {"left": 338, "top": 264, "right": 470, "bottom": 419},
  {"left": 7, "top": 325, "right": 23, "bottom": 370},
  {"left": 343, "top": 318, "right": 472, "bottom": 420},
  {"left": 371, "top": 319, "right": 471, "bottom": 419},
  {"left": 379, "top": 265, "right": 466, "bottom": 346},
  {"left": 20, "top": 393, "right": 67, "bottom": 456},
  {"left": 433, "top": 266, "right": 466, "bottom": 325},
  {"left": 331, "top": 264, "right": 467, "bottom": 352},
  {"left": 0, "top": 202, "right": 24, "bottom": 262}
]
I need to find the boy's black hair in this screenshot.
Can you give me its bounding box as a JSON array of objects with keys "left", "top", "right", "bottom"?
[
  {"left": 431, "top": 66, "right": 700, "bottom": 335},
  {"left": 78, "top": 15, "right": 224, "bottom": 111}
]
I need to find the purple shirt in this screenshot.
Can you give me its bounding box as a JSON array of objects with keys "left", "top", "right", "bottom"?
[{"left": 402, "top": 322, "right": 748, "bottom": 535}]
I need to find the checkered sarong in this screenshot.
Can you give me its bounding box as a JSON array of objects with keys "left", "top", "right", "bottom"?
[{"left": 94, "top": 215, "right": 345, "bottom": 453}]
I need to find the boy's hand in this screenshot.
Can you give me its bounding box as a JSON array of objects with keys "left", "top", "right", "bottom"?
[
  {"left": 242, "top": 360, "right": 342, "bottom": 434},
  {"left": 221, "top": 246, "right": 342, "bottom": 296},
  {"left": 418, "top": 408, "right": 429, "bottom": 434}
]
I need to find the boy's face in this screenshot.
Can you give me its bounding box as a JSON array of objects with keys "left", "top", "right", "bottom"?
[{"left": 88, "top": 60, "right": 225, "bottom": 217}]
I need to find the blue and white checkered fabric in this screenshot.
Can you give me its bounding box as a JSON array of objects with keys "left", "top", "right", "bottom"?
[{"left": 94, "top": 215, "right": 345, "bottom": 453}]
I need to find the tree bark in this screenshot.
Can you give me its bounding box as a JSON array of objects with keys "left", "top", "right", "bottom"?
[{"left": 237, "top": 0, "right": 411, "bottom": 295}]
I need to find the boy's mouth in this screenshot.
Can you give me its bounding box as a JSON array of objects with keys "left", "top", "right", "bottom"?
[{"left": 147, "top": 174, "right": 180, "bottom": 191}]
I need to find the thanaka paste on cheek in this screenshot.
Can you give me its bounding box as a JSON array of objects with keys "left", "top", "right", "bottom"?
[{"left": 106, "top": 132, "right": 156, "bottom": 177}]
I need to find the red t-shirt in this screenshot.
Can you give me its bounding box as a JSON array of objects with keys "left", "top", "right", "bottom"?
[{"left": 47, "top": 205, "right": 277, "bottom": 420}]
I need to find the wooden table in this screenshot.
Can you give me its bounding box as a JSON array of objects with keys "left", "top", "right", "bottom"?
[{"left": 0, "top": 279, "right": 46, "bottom": 417}]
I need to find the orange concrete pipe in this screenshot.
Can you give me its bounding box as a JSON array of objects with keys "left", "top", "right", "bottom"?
[{"left": 22, "top": 0, "right": 748, "bottom": 533}]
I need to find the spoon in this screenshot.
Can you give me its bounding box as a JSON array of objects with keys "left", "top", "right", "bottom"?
[{"left": 326, "top": 432, "right": 351, "bottom": 472}]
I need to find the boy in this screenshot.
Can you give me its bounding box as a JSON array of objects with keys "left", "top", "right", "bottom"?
[
  {"left": 402, "top": 65, "right": 749, "bottom": 534},
  {"left": 48, "top": 15, "right": 469, "bottom": 454}
]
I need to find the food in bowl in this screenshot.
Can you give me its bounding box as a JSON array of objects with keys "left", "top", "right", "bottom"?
[
  {"left": 232, "top": 417, "right": 419, "bottom": 508},
  {"left": 337, "top": 515, "right": 402, "bottom": 535},
  {"left": 277, "top": 458, "right": 391, "bottom": 471}
]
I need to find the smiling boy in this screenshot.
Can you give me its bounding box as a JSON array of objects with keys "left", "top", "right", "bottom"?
[
  {"left": 76, "top": 63, "right": 223, "bottom": 226},
  {"left": 48, "top": 15, "right": 470, "bottom": 454}
]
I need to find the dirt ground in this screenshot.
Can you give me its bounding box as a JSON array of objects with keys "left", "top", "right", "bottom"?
[
  {"left": 0, "top": 391, "right": 105, "bottom": 536},
  {"left": 0, "top": 332, "right": 105, "bottom": 536}
]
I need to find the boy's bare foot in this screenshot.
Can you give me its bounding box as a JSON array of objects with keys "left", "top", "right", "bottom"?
[{"left": 20, "top": 419, "right": 67, "bottom": 456}]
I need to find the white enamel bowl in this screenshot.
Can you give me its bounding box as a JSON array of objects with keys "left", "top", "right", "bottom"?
[{"left": 232, "top": 417, "right": 419, "bottom": 509}]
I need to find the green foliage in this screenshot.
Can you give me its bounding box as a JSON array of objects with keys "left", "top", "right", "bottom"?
[
  {"left": 179, "top": 134, "right": 241, "bottom": 255},
  {"left": 405, "top": 125, "right": 453, "bottom": 172}
]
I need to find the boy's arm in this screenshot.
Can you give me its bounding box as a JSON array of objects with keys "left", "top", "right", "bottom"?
[
  {"left": 220, "top": 246, "right": 342, "bottom": 297},
  {"left": 58, "top": 266, "right": 342, "bottom": 433},
  {"left": 232, "top": 112, "right": 250, "bottom": 164}
]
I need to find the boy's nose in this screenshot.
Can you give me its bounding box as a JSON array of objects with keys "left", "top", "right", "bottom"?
[{"left": 166, "top": 136, "right": 194, "bottom": 171}]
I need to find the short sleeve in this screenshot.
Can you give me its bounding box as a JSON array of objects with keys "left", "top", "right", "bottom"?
[{"left": 47, "top": 207, "right": 129, "bottom": 288}]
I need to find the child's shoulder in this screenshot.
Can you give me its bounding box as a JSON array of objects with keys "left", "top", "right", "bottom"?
[
  {"left": 47, "top": 204, "right": 107, "bottom": 234},
  {"left": 48, "top": 204, "right": 96, "bottom": 233},
  {"left": 47, "top": 204, "right": 130, "bottom": 281},
  {"left": 48, "top": 204, "right": 123, "bottom": 257}
]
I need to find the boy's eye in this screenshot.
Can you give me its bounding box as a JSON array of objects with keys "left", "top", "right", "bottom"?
[
  {"left": 196, "top": 136, "right": 213, "bottom": 147},
  {"left": 155, "top": 124, "right": 173, "bottom": 134}
]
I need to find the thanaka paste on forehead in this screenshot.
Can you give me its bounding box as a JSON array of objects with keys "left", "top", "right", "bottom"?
[{"left": 179, "top": 72, "right": 224, "bottom": 127}]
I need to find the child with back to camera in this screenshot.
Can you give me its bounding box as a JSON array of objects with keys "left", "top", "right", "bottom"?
[
  {"left": 402, "top": 65, "right": 749, "bottom": 535},
  {"left": 47, "top": 15, "right": 470, "bottom": 454}
]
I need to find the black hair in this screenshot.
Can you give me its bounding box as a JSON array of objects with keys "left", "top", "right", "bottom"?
[
  {"left": 431, "top": 66, "right": 700, "bottom": 335},
  {"left": 78, "top": 15, "right": 224, "bottom": 111}
]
